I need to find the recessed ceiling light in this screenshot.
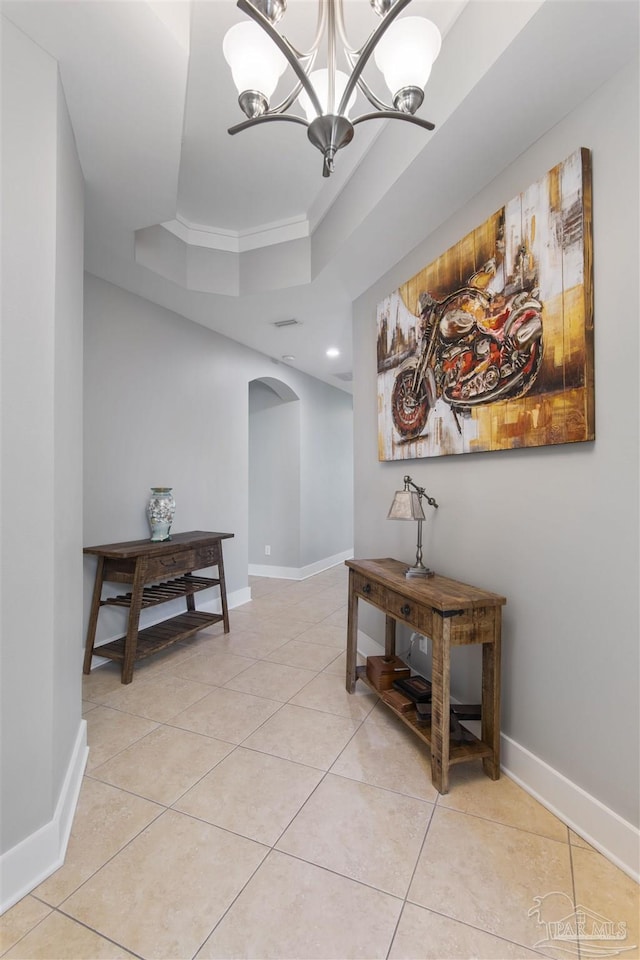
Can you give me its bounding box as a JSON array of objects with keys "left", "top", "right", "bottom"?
[
  {"left": 326, "top": 347, "right": 340, "bottom": 358},
  {"left": 282, "top": 355, "right": 295, "bottom": 361}
]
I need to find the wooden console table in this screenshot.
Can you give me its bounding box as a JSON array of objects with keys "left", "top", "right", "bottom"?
[
  {"left": 346, "top": 558, "right": 505, "bottom": 794},
  {"left": 83, "top": 531, "right": 233, "bottom": 684}
]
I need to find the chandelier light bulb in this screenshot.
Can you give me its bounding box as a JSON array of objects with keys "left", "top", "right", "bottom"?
[
  {"left": 373, "top": 16, "right": 441, "bottom": 105},
  {"left": 297, "top": 69, "right": 357, "bottom": 121},
  {"left": 223, "top": 21, "right": 287, "bottom": 101}
]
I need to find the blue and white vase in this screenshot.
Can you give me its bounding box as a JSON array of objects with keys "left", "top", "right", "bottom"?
[{"left": 147, "top": 487, "right": 175, "bottom": 542}]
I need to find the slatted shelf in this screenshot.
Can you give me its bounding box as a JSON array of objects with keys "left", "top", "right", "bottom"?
[
  {"left": 95, "top": 610, "right": 222, "bottom": 663},
  {"left": 101, "top": 575, "right": 219, "bottom": 609},
  {"left": 356, "top": 665, "right": 492, "bottom": 763}
]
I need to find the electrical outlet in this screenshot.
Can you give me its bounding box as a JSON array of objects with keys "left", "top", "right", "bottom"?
[
  {"left": 419, "top": 634, "right": 429, "bottom": 652},
  {"left": 265, "top": 545, "right": 271, "bottom": 556}
]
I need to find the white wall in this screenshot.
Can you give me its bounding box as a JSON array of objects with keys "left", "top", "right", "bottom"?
[
  {"left": 1, "top": 18, "right": 85, "bottom": 907},
  {"left": 352, "top": 60, "right": 639, "bottom": 859},
  {"left": 83, "top": 274, "right": 353, "bottom": 646}
]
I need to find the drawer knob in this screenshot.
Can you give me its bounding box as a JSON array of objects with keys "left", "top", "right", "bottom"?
[
  {"left": 401, "top": 603, "right": 411, "bottom": 617},
  {"left": 363, "top": 583, "right": 372, "bottom": 594}
]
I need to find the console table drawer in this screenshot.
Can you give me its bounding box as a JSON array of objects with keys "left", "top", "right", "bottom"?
[
  {"left": 387, "top": 591, "right": 432, "bottom": 633},
  {"left": 195, "top": 544, "right": 221, "bottom": 569},
  {"left": 353, "top": 573, "right": 386, "bottom": 606},
  {"left": 145, "top": 550, "right": 196, "bottom": 581}
]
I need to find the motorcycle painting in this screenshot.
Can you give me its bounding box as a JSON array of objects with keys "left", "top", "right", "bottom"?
[{"left": 377, "top": 148, "right": 594, "bottom": 460}]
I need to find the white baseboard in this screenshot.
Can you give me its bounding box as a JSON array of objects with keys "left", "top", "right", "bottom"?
[
  {"left": 356, "top": 632, "right": 385, "bottom": 658},
  {"left": 248, "top": 548, "right": 353, "bottom": 581},
  {"left": 501, "top": 735, "right": 639, "bottom": 883},
  {"left": 0, "top": 720, "right": 88, "bottom": 915},
  {"left": 357, "top": 635, "right": 639, "bottom": 883},
  {"left": 192, "top": 587, "right": 252, "bottom": 616},
  {"left": 90, "top": 585, "right": 252, "bottom": 666},
  {"left": 226, "top": 586, "right": 252, "bottom": 609}
]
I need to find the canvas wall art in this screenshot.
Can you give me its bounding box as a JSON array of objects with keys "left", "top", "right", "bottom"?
[{"left": 377, "top": 148, "right": 594, "bottom": 460}]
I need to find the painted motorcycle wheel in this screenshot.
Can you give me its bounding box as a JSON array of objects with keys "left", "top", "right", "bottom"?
[{"left": 391, "top": 367, "right": 431, "bottom": 439}]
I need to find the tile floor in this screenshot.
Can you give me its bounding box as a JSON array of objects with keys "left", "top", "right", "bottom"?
[{"left": 2, "top": 565, "right": 638, "bottom": 960}]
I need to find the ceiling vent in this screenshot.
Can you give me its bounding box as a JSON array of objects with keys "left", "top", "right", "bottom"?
[
  {"left": 335, "top": 371, "right": 353, "bottom": 382},
  {"left": 272, "top": 318, "right": 301, "bottom": 328}
]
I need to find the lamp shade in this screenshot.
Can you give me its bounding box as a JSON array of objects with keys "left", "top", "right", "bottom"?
[
  {"left": 297, "top": 68, "right": 357, "bottom": 120},
  {"left": 373, "top": 16, "right": 441, "bottom": 98},
  {"left": 387, "top": 490, "right": 426, "bottom": 521},
  {"left": 223, "top": 21, "right": 287, "bottom": 98}
]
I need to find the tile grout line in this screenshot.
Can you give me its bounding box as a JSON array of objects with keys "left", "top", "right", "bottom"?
[
  {"left": 567, "top": 828, "right": 583, "bottom": 960},
  {"left": 35, "top": 800, "right": 168, "bottom": 918},
  {"left": 84, "top": 633, "right": 349, "bottom": 809},
  {"left": 74, "top": 573, "right": 599, "bottom": 960},
  {"left": 185, "top": 659, "right": 373, "bottom": 958},
  {"left": 44, "top": 579, "right": 357, "bottom": 956},
  {"left": 432, "top": 801, "right": 574, "bottom": 845},
  {"left": 76, "top": 647, "right": 362, "bottom": 957},
  {"left": 54, "top": 907, "right": 147, "bottom": 960},
  {"left": 188, "top": 762, "right": 335, "bottom": 958},
  {"left": 385, "top": 799, "right": 437, "bottom": 960}
]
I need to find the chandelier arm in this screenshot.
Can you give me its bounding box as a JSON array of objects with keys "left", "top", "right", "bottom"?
[
  {"left": 267, "top": 79, "right": 305, "bottom": 116},
  {"left": 336, "top": 0, "right": 413, "bottom": 117},
  {"left": 266, "top": 50, "right": 318, "bottom": 116},
  {"left": 327, "top": 0, "right": 336, "bottom": 115},
  {"left": 287, "top": 0, "right": 327, "bottom": 58},
  {"left": 343, "top": 48, "right": 394, "bottom": 112},
  {"left": 228, "top": 113, "right": 309, "bottom": 136},
  {"left": 334, "top": 0, "right": 357, "bottom": 53},
  {"left": 357, "top": 78, "right": 394, "bottom": 112},
  {"left": 352, "top": 110, "right": 435, "bottom": 131},
  {"left": 357, "top": 79, "right": 393, "bottom": 113},
  {"left": 280, "top": 0, "right": 326, "bottom": 60},
  {"left": 237, "top": 0, "right": 323, "bottom": 117}
]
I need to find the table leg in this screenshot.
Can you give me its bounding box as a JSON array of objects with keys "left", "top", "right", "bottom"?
[
  {"left": 186, "top": 575, "right": 196, "bottom": 612},
  {"left": 384, "top": 615, "right": 396, "bottom": 660},
  {"left": 346, "top": 569, "right": 358, "bottom": 693},
  {"left": 121, "top": 559, "right": 147, "bottom": 685},
  {"left": 430, "top": 613, "right": 451, "bottom": 793},
  {"left": 482, "top": 608, "right": 502, "bottom": 780},
  {"left": 217, "top": 549, "right": 230, "bottom": 634},
  {"left": 83, "top": 556, "right": 105, "bottom": 675}
]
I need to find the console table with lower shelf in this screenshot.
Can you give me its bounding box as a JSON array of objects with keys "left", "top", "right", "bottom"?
[
  {"left": 83, "top": 530, "right": 233, "bottom": 684},
  {"left": 346, "top": 558, "right": 506, "bottom": 794}
]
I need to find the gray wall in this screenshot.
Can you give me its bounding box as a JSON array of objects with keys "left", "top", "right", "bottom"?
[
  {"left": 299, "top": 375, "right": 354, "bottom": 567},
  {"left": 84, "top": 274, "right": 353, "bottom": 644},
  {"left": 248, "top": 372, "right": 354, "bottom": 573},
  {"left": 249, "top": 381, "right": 301, "bottom": 567},
  {"left": 1, "top": 19, "right": 84, "bottom": 854},
  {"left": 352, "top": 59, "right": 639, "bottom": 827}
]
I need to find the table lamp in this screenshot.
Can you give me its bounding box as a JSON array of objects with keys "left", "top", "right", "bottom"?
[{"left": 387, "top": 475, "right": 438, "bottom": 578}]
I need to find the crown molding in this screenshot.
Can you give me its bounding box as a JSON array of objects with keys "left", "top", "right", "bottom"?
[{"left": 162, "top": 213, "right": 310, "bottom": 254}]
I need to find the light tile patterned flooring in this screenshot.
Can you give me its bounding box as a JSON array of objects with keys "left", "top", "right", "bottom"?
[{"left": 2, "top": 565, "right": 638, "bottom": 959}]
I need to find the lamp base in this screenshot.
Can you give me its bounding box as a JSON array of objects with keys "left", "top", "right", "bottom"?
[{"left": 405, "top": 565, "right": 435, "bottom": 579}]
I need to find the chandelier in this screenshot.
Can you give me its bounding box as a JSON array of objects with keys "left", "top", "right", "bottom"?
[{"left": 223, "top": 0, "right": 441, "bottom": 177}]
